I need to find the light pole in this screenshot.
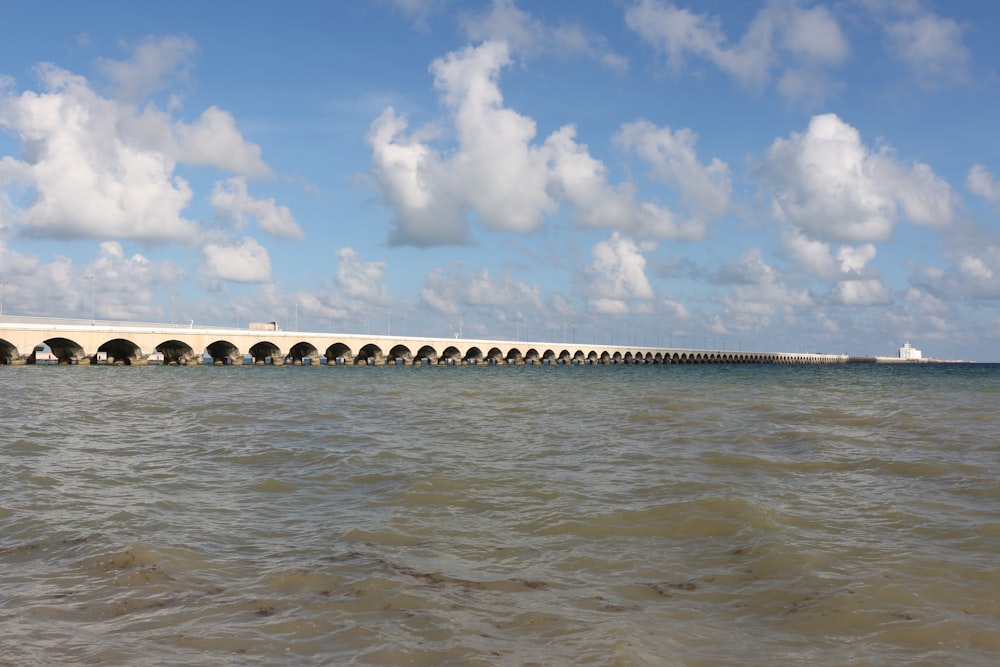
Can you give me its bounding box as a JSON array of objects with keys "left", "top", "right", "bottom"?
[{"left": 0, "top": 282, "right": 5, "bottom": 317}]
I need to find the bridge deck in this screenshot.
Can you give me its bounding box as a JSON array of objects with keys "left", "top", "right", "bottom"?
[{"left": 0, "top": 318, "right": 856, "bottom": 365}]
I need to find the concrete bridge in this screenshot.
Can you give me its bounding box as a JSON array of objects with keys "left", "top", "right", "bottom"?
[{"left": 0, "top": 317, "right": 854, "bottom": 366}]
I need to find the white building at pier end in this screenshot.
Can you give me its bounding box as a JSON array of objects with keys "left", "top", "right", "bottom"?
[{"left": 899, "top": 341, "right": 922, "bottom": 360}]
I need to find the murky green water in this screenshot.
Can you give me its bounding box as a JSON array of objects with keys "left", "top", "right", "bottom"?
[{"left": 1, "top": 363, "right": 997, "bottom": 665}]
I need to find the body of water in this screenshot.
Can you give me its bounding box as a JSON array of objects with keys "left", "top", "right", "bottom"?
[{"left": 1, "top": 363, "right": 997, "bottom": 665}]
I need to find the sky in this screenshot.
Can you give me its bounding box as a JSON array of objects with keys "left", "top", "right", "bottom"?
[{"left": 1, "top": 0, "right": 999, "bottom": 361}]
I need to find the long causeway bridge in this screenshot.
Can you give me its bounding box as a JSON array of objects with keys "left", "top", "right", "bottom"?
[{"left": 0, "top": 317, "right": 861, "bottom": 366}]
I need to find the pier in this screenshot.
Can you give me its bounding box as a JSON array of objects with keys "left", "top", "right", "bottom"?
[{"left": 0, "top": 316, "right": 866, "bottom": 366}]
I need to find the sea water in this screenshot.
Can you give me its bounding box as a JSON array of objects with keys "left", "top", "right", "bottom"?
[{"left": 1, "top": 363, "right": 997, "bottom": 666}]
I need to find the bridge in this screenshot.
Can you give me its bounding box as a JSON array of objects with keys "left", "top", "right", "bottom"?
[{"left": 0, "top": 316, "right": 857, "bottom": 366}]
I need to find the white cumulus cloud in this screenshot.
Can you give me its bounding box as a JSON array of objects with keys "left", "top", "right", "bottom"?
[
  {"left": 585, "top": 232, "right": 655, "bottom": 313},
  {"left": 367, "top": 40, "right": 695, "bottom": 246},
  {"left": 211, "top": 177, "right": 303, "bottom": 240},
  {"left": 0, "top": 40, "right": 274, "bottom": 244},
  {"left": 760, "top": 113, "right": 955, "bottom": 243},
  {"left": 201, "top": 237, "right": 271, "bottom": 283},
  {"left": 616, "top": 119, "right": 731, "bottom": 232}
]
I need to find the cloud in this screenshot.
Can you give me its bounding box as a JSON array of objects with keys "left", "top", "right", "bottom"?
[
  {"left": 335, "top": 247, "right": 387, "bottom": 302},
  {"left": 0, "top": 65, "right": 198, "bottom": 242},
  {"left": 0, "top": 239, "right": 79, "bottom": 317},
  {"left": 166, "top": 106, "right": 271, "bottom": 178},
  {"left": 784, "top": 230, "right": 878, "bottom": 279},
  {"left": 544, "top": 125, "right": 687, "bottom": 238},
  {"left": 830, "top": 278, "right": 891, "bottom": 306},
  {"left": 460, "top": 0, "right": 628, "bottom": 73},
  {"left": 420, "top": 261, "right": 544, "bottom": 316},
  {"left": 211, "top": 177, "right": 304, "bottom": 240},
  {"left": 940, "top": 224, "right": 1000, "bottom": 300},
  {"left": 967, "top": 164, "right": 1000, "bottom": 205},
  {"left": 0, "top": 55, "right": 273, "bottom": 243},
  {"left": 585, "top": 232, "right": 655, "bottom": 313},
  {"left": 717, "top": 248, "right": 812, "bottom": 318},
  {"left": 367, "top": 40, "right": 690, "bottom": 246},
  {"left": 84, "top": 241, "right": 186, "bottom": 320},
  {"left": 201, "top": 237, "right": 271, "bottom": 283},
  {"left": 0, "top": 237, "right": 183, "bottom": 320},
  {"left": 388, "top": 0, "right": 449, "bottom": 30},
  {"left": 759, "top": 113, "right": 955, "bottom": 243},
  {"left": 616, "top": 119, "right": 731, "bottom": 232},
  {"left": 96, "top": 34, "right": 198, "bottom": 102},
  {"left": 367, "top": 107, "right": 468, "bottom": 246},
  {"left": 624, "top": 0, "right": 848, "bottom": 102},
  {"left": 836, "top": 243, "right": 877, "bottom": 274},
  {"left": 431, "top": 41, "right": 556, "bottom": 234},
  {"left": 883, "top": 11, "right": 970, "bottom": 88}
]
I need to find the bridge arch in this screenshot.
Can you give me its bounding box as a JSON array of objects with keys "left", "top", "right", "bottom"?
[
  {"left": 0, "top": 339, "right": 19, "bottom": 364},
  {"left": 441, "top": 345, "right": 462, "bottom": 365},
  {"left": 506, "top": 348, "right": 524, "bottom": 365},
  {"left": 288, "top": 341, "right": 319, "bottom": 365},
  {"left": 464, "top": 346, "right": 484, "bottom": 364},
  {"left": 387, "top": 344, "right": 413, "bottom": 365},
  {"left": 415, "top": 344, "right": 438, "bottom": 364},
  {"left": 43, "top": 337, "right": 86, "bottom": 364},
  {"left": 249, "top": 340, "right": 282, "bottom": 365},
  {"left": 99, "top": 338, "right": 143, "bottom": 365},
  {"left": 325, "top": 342, "right": 353, "bottom": 364},
  {"left": 483, "top": 347, "right": 503, "bottom": 364},
  {"left": 356, "top": 343, "right": 383, "bottom": 365},
  {"left": 156, "top": 339, "right": 199, "bottom": 365},
  {"left": 207, "top": 339, "right": 241, "bottom": 365}
]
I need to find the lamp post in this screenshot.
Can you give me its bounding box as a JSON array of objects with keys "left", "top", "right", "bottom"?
[{"left": 0, "top": 282, "right": 5, "bottom": 317}]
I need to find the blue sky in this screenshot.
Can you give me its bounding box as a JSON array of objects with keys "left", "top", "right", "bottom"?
[{"left": 1, "top": 0, "right": 999, "bottom": 360}]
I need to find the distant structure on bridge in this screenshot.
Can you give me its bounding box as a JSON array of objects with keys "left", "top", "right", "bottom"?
[{"left": 0, "top": 317, "right": 868, "bottom": 366}]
